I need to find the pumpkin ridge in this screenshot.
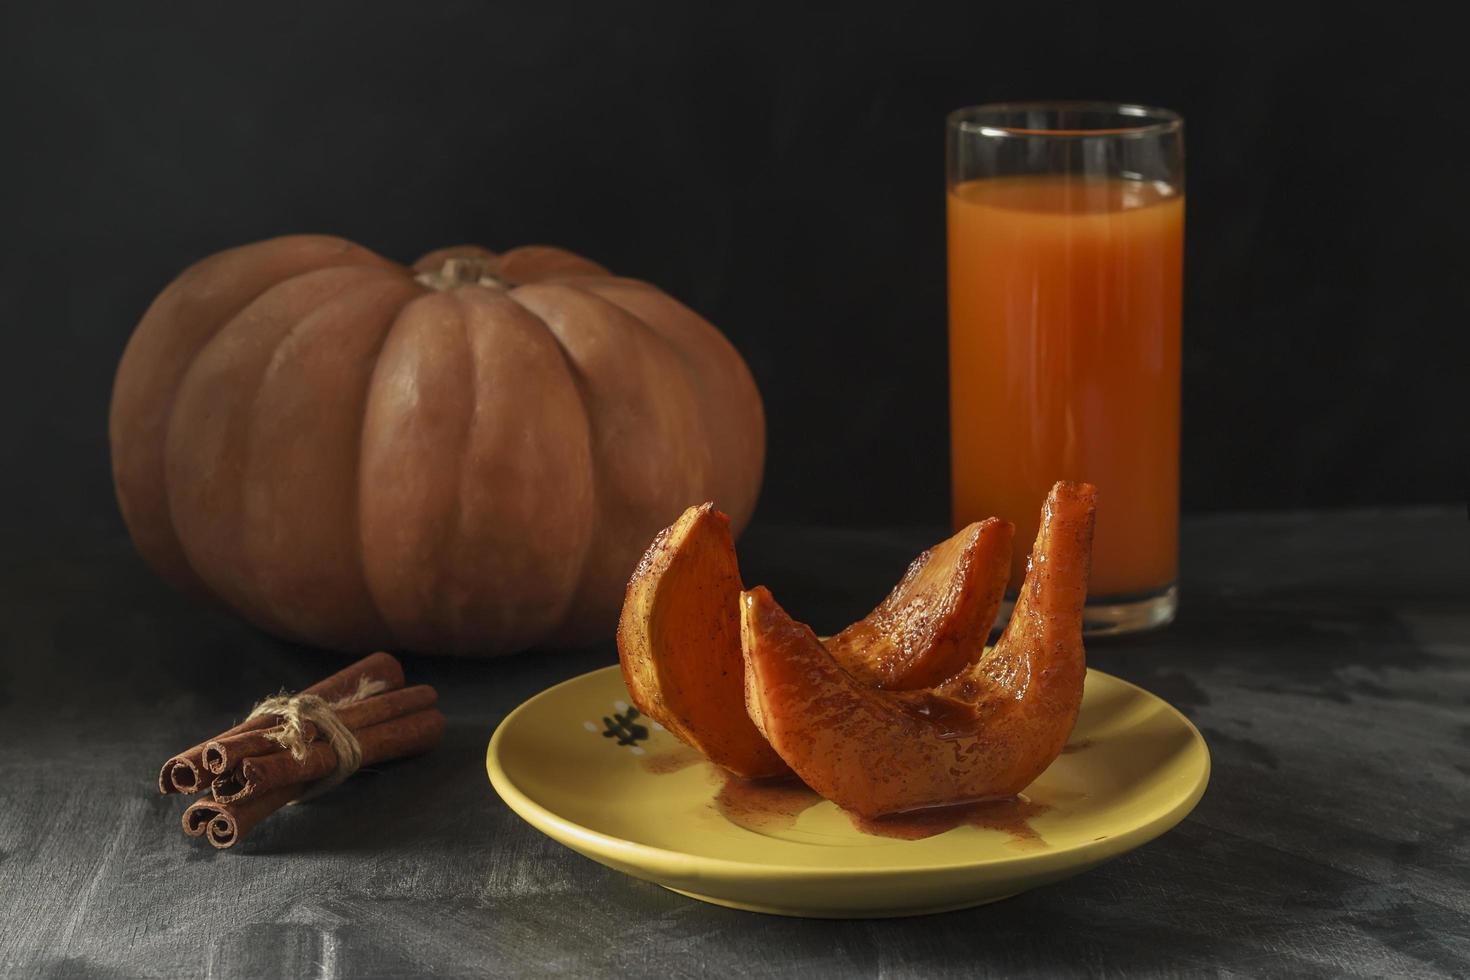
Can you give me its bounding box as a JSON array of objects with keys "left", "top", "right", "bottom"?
[
  {"left": 357, "top": 289, "right": 479, "bottom": 652},
  {"left": 442, "top": 291, "right": 478, "bottom": 644},
  {"left": 300, "top": 270, "right": 420, "bottom": 649},
  {"left": 506, "top": 282, "right": 604, "bottom": 638},
  {"left": 448, "top": 286, "right": 591, "bottom": 650},
  {"left": 511, "top": 281, "right": 713, "bottom": 640},
  {"left": 360, "top": 285, "right": 598, "bottom": 654},
  {"left": 255, "top": 268, "right": 401, "bottom": 384},
  {"left": 121, "top": 244, "right": 395, "bottom": 596},
  {"left": 338, "top": 279, "right": 440, "bottom": 653},
  {"left": 218, "top": 267, "right": 407, "bottom": 645},
  {"left": 579, "top": 280, "right": 764, "bottom": 534},
  {"left": 575, "top": 281, "right": 716, "bottom": 474},
  {"left": 563, "top": 281, "right": 719, "bottom": 508},
  {"left": 162, "top": 263, "right": 379, "bottom": 600}
]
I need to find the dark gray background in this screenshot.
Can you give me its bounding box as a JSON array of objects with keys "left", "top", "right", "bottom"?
[{"left": 1, "top": 0, "right": 1465, "bottom": 533}]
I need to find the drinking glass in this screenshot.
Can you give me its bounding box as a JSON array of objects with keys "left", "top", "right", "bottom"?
[{"left": 946, "top": 101, "right": 1184, "bottom": 634}]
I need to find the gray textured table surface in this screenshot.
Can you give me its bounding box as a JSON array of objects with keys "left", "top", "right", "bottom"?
[{"left": 2, "top": 507, "right": 1467, "bottom": 978}]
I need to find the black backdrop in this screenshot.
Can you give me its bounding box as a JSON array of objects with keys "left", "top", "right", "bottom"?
[{"left": 2, "top": 1, "right": 1464, "bottom": 534}]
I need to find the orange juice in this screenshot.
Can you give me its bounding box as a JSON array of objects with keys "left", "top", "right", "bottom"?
[{"left": 947, "top": 175, "right": 1183, "bottom": 597}]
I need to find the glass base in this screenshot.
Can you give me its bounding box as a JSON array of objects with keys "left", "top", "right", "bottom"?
[
  {"left": 997, "top": 584, "right": 1177, "bottom": 638},
  {"left": 1081, "top": 584, "right": 1177, "bottom": 637}
]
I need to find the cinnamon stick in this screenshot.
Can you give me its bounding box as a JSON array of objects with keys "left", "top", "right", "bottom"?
[
  {"left": 211, "top": 707, "right": 446, "bottom": 804},
  {"left": 182, "top": 785, "right": 300, "bottom": 849},
  {"left": 158, "top": 651, "right": 405, "bottom": 794},
  {"left": 203, "top": 685, "right": 439, "bottom": 774}
]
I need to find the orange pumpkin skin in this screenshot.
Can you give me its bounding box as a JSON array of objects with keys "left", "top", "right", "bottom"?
[{"left": 109, "top": 235, "right": 764, "bottom": 656}]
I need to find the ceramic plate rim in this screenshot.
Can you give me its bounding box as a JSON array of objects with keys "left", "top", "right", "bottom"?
[{"left": 487, "top": 665, "right": 1211, "bottom": 881}]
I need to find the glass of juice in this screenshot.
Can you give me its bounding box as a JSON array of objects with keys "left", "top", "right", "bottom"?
[{"left": 946, "top": 102, "right": 1185, "bottom": 635}]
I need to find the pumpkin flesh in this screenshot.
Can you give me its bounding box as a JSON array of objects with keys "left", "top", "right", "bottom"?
[
  {"left": 617, "top": 503, "right": 789, "bottom": 778},
  {"left": 740, "top": 481, "right": 1096, "bottom": 818},
  {"left": 824, "top": 518, "right": 1014, "bottom": 690}
]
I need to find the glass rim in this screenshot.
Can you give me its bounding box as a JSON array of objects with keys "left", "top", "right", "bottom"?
[{"left": 948, "top": 101, "right": 1183, "bottom": 140}]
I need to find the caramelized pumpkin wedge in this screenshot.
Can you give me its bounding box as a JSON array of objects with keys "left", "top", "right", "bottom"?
[
  {"left": 617, "top": 503, "right": 789, "bottom": 777},
  {"left": 825, "top": 518, "right": 1014, "bottom": 690},
  {"left": 741, "top": 482, "right": 1095, "bottom": 817}
]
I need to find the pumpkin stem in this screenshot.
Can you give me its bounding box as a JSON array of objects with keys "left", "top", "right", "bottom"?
[{"left": 414, "top": 256, "right": 508, "bottom": 292}]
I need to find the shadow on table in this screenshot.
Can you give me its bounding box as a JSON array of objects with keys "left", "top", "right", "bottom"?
[{"left": 224, "top": 719, "right": 499, "bottom": 859}]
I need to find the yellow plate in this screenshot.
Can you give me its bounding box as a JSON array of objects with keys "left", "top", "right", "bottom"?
[{"left": 487, "top": 665, "right": 1209, "bottom": 918}]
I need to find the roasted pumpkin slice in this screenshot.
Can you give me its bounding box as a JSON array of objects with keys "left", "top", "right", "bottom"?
[
  {"left": 741, "top": 482, "right": 1095, "bottom": 817},
  {"left": 824, "top": 518, "right": 1013, "bottom": 690},
  {"left": 617, "top": 503, "right": 789, "bottom": 778}
]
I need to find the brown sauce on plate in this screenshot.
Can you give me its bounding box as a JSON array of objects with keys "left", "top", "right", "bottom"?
[
  {"left": 852, "top": 797, "right": 1050, "bottom": 846},
  {"left": 639, "top": 744, "right": 705, "bottom": 775},
  {"left": 712, "top": 772, "right": 1048, "bottom": 846},
  {"left": 715, "top": 775, "right": 822, "bottom": 832}
]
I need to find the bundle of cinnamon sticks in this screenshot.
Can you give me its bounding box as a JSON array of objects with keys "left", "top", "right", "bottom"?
[{"left": 160, "top": 652, "right": 445, "bottom": 849}]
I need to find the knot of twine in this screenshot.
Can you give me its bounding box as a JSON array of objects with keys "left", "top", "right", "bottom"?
[{"left": 245, "top": 675, "right": 388, "bottom": 801}]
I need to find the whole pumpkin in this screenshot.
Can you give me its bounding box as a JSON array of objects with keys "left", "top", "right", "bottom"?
[{"left": 110, "top": 235, "right": 764, "bottom": 656}]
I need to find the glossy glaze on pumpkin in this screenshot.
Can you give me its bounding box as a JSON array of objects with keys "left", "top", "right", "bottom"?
[
  {"left": 741, "top": 482, "right": 1096, "bottom": 818},
  {"left": 616, "top": 506, "right": 1010, "bottom": 777},
  {"left": 617, "top": 504, "right": 788, "bottom": 778},
  {"left": 110, "top": 236, "right": 764, "bottom": 655},
  {"left": 824, "top": 518, "right": 1013, "bottom": 690}
]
